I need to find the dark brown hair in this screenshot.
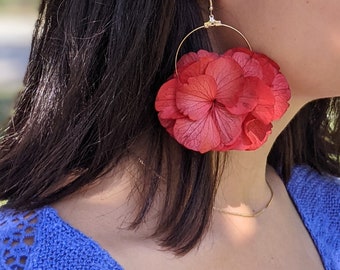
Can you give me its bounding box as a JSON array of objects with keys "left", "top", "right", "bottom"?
[{"left": 0, "top": 0, "right": 339, "bottom": 255}]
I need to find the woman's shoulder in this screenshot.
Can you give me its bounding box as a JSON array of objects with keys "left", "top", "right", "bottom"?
[
  {"left": 287, "top": 165, "right": 340, "bottom": 270},
  {"left": 0, "top": 206, "right": 123, "bottom": 270}
]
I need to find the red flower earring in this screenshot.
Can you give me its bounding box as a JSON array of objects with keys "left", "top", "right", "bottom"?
[{"left": 155, "top": 3, "right": 291, "bottom": 154}]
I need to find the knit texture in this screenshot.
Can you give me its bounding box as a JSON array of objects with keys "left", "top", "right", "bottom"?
[
  {"left": 0, "top": 208, "right": 123, "bottom": 269},
  {"left": 287, "top": 166, "right": 340, "bottom": 270},
  {"left": 0, "top": 166, "right": 339, "bottom": 269}
]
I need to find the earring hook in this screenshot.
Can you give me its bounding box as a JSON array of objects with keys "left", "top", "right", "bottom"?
[
  {"left": 208, "top": 0, "right": 217, "bottom": 24},
  {"left": 174, "top": 0, "right": 252, "bottom": 76}
]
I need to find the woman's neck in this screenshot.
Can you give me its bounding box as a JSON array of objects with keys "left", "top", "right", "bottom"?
[{"left": 214, "top": 96, "right": 307, "bottom": 213}]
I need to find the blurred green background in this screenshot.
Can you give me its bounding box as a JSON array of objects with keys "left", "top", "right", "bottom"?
[{"left": 0, "top": 0, "right": 38, "bottom": 130}]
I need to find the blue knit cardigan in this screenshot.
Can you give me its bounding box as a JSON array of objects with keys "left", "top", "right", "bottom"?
[{"left": 0, "top": 166, "right": 339, "bottom": 270}]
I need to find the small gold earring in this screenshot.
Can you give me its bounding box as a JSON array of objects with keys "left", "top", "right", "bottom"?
[{"left": 175, "top": 0, "right": 252, "bottom": 75}]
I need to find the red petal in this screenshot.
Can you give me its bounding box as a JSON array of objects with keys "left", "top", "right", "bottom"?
[
  {"left": 197, "top": 50, "right": 219, "bottom": 60},
  {"left": 225, "top": 77, "right": 258, "bottom": 115},
  {"left": 173, "top": 113, "right": 220, "bottom": 153},
  {"left": 224, "top": 50, "right": 263, "bottom": 79},
  {"left": 178, "top": 57, "right": 214, "bottom": 83},
  {"left": 252, "top": 52, "right": 280, "bottom": 84},
  {"left": 177, "top": 50, "right": 218, "bottom": 70},
  {"left": 159, "top": 118, "right": 176, "bottom": 136},
  {"left": 212, "top": 105, "right": 244, "bottom": 149},
  {"left": 225, "top": 48, "right": 280, "bottom": 85},
  {"left": 225, "top": 47, "right": 252, "bottom": 57},
  {"left": 205, "top": 57, "right": 244, "bottom": 109},
  {"left": 243, "top": 117, "right": 273, "bottom": 150},
  {"left": 155, "top": 79, "right": 183, "bottom": 119},
  {"left": 176, "top": 75, "right": 217, "bottom": 121},
  {"left": 177, "top": 50, "right": 219, "bottom": 83},
  {"left": 251, "top": 78, "right": 276, "bottom": 124},
  {"left": 226, "top": 116, "right": 272, "bottom": 150},
  {"left": 177, "top": 52, "right": 199, "bottom": 69},
  {"left": 271, "top": 74, "right": 291, "bottom": 119}
]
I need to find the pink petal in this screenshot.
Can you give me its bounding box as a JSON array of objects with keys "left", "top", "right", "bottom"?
[
  {"left": 155, "top": 79, "right": 183, "bottom": 119},
  {"left": 224, "top": 50, "right": 263, "bottom": 79},
  {"left": 178, "top": 57, "right": 214, "bottom": 83},
  {"left": 177, "top": 52, "right": 199, "bottom": 69},
  {"left": 212, "top": 105, "right": 244, "bottom": 149},
  {"left": 271, "top": 74, "right": 291, "bottom": 119},
  {"left": 176, "top": 75, "right": 217, "bottom": 121},
  {"left": 225, "top": 48, "right": 280, "bottom": 85},
  {"left": 226, "top": 77, "right": 258, "bottom": 115},
  {"left": 226, "top": 116, "right": 273, "bottom": 150},
  {"left": 159, "top": 118, "right": 176, "bottom": 136},
  {"left": 176, "top": 50, "right": 219, "bottom": 83},
  {"left": 173, "top": 113, "right": 220, "bottom": 153},
  {"left": 224, "top": 132, "right": 252, "bottom": 151},
  {"left": 197, "top": 50, "right": 219, "bottom": 60},
  {"left": 253, "top": 52, "right": 280, "bottom": 84},
  {"left": 243, "top": 117, "right": 273, "bottom": 150},
  {"left": 251, "top": 78, "right": 276, "bottom": 124},
  {"left": 177, "top": 50, "right": 218, "bottom": 70},
  {"left": 205, "top": 57, "right": 245, "bottom": 109}
]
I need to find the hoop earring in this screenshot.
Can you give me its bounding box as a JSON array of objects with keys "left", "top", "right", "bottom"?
[{"left": 155, "top": 0, "right": 291, "bottom": 154}]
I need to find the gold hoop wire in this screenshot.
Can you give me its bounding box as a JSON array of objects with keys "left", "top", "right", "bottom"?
[{"left": 174, "top": 11, "right": 252, "bottom": 76}]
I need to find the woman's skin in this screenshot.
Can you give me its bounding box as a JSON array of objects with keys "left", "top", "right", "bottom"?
[
  {"left": 213, "top": 0, "right": 340, "bottom": 232},
  {"left": 53, "top": 0, "right": 340, "bottom": 269}
]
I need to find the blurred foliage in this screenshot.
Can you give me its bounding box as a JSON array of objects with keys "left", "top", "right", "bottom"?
[
  {"left": 0, "top": 93, "right": 15, "bottom": 130},
  {"left": 0, "top": 0, "right": 39, "bottom": 12},
  {"left": 0, "top": 0, "right": 37, "bottom": 130}
]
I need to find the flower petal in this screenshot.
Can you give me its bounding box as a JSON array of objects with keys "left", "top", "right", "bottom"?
[
  {"left": 205, "top": 57, "right": 245, "bottom": 109},
  {"left": 177, "top": 50, "right": 218, "bottom": 70},
  {"left": 156, "top": 48, "right": 291, "bottom": 153},
  {"left": 252, "top": 52, "right": 280, "bottom": 85},
  {"left": 226, "top": 116, "right": 273, "bottom": 150},
  {"left": 159, "top": 118, "right": 176, "bottom": 136},
  {"left": 251, "top": 78, "right": 276, "bottom": 124},
  {"left": 177, "top": 50, "right": 219, "bottom": 83},
  {"left": 176, "top": 75, "right": 217, "bottom": 121},
  {"left": 173, "top": 113, "right": 220, "bottom": 153},
  {"left": 225, "top": 77, "right": 258, "bottom": 115},
  {"left": 225, "top": 48, "right": 280, "bottom": 85},
  {"left": 212, "top": 105, "right": 244, "bottom": 150},
  {"left": 272, "top": 74, "right": 291, "bottom": 119},
  {"left": 177, "top": 52, "right": 199, "bottom": 69},
  {"left": 155, "top": 78, "right": 183, "bottom": 119},
  {"left": 224, "top": 49, "right": 263, "bottom": 79},
  {"left": 197, "top": 50, "right": 219, "bottom": 60},
  {"left": 243, "top": 117, "right": 273, "bottom": 150},
  {"left": 178, "top": 57, "right": 214, "bottom": 83}
]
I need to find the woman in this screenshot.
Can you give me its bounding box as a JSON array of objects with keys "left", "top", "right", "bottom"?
[{"left": 0, "top": 0, "right": 339, "bottom": 269}]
